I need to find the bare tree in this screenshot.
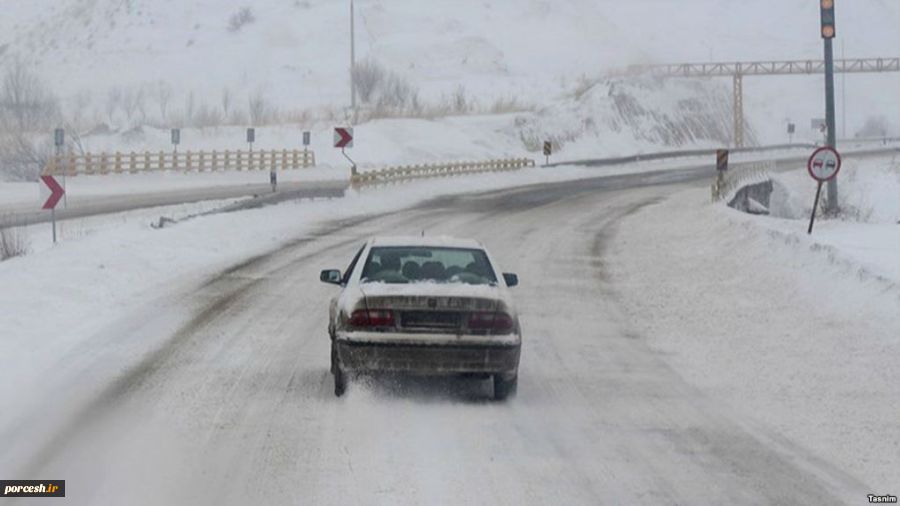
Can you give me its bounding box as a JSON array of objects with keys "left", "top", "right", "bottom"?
[
  {"left": 135, "top": 87, "right": 147, "bottom": 123},
  {"left": 0, "top": 132, "right": 54, "bottom": 181},
  {"left": 106, "top": 87, "right": 122, "bottom": 124},
  {"left": 221, "top": 87, "right": 232, "bottom": 117},
  {"left": 248, "top": 91, "right": 269, "bottom": 124},
  {"left": 0, "top": 59, "right": 60, "bottom": 131},
  {"left": 184, "top": 90, "right": 196, "bottom": 126},
  {"left": 156, "top": 81, "right": 172, "bottom": 122},
  {"left": 121, "top": 88, "right": 139, "bottom": 122},
  {"left": 68, "top": 91, "right": 92, "bottom": 130}
]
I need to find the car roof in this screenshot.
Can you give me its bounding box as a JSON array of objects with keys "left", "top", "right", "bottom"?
[{"left": 368, "top": 235, "right": 485, "bottom": 249}]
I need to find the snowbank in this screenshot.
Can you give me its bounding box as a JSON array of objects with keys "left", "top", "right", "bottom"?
[{"left": 610, "top": 168, "right": 900, "bottom": 490}]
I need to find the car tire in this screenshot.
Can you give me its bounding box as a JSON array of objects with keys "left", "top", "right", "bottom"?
[
  {"left": 334, "top": 367, "right": 346, "bottom": 397},
  {"left": 330, "top": 341, "right": 338, "bottom": 374},
  {"left": 493, "top": 374, "right": 517, "bottom": 401},
  {"left": 332, "top": 343, "right": 346, "bottom": 397}
]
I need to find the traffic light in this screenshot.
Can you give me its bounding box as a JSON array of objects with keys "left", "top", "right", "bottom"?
[{"left": 820, "top": 0, "right": 836, "bottom": 39}]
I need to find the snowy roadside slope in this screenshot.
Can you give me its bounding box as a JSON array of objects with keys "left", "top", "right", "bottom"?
[
  {"left": 767, "top": 156, "right": 900, "bottom": 282},
  {"left": 609, "top": 183, "right": 900, "bottom": 490}
]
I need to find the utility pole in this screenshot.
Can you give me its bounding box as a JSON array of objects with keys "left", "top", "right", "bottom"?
[
  {"left": 820, "top": 0, "right": 839, "bottom": 213},
  {"left": 841, "top": 39, "right": 847, "bottom": 139},
  {"left": 350, "top": 0, "right": 357, "bottom": 124}
]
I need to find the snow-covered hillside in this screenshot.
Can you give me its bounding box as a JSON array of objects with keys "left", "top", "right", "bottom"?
[{"left": 2, "top": 0, "right": 899, "bottom": 137}]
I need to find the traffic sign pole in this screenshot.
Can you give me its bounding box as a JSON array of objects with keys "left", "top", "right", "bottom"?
[
  {"left": 342, "top": 148, "right": 357, "bottom": 176},
  {"left": 808, "top": 182, "right": 823, "bottom": 234},
  {"left": 54, "top": 128, "right": 66, "bottom": 209}
]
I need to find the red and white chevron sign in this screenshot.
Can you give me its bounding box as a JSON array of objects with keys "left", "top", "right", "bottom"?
[
  {"left": 333, "top": 127, "right": 353, "bottom": 149},
  {"left": 40, "top": 175, "right": 65, "bottom": 210}
]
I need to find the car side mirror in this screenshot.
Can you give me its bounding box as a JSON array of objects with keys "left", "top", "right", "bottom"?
[
  {"left": 502, "top": 273, "right": 518, "bottom": 288},
  {"left": 320, "top": 269, "right": 342, "bottom": 285}
]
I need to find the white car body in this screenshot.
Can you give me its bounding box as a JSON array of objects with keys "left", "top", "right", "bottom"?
[{"left": 321, "top": 236, "right": 522, "bottom": 399}]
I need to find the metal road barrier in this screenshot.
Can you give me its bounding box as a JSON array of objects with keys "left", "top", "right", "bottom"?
[
  {"left": 351, "top": 158, "right": 535, "bottom": 188},
  {"left": 42, "top": 149, "right": 316, "bottom": 176},
  {"left": 712, "top": 160, "right": 776, "bottom": 202}
]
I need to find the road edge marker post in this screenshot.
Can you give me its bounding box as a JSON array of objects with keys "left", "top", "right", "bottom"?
[
  {"left": 40, "top": 175, "right": 65, "bottom": 244},
  {"left": 54, "top": 128, "right": 66, "bottom": 208},
  {"left": 713, "top": 149, "right": 729, "bottom": 201},
  {"left": 334, "top": 127, "right": 356, "bottom": 179},
  {"left": 806, "top": 146, "right": 842, "bottom": 234},
  {"left": 171, "top": 128, "right": 181, "bottom": 170}
]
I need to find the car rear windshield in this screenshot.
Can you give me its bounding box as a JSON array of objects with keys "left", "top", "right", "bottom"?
[{"left": 361, "top": 246, "right": 497, "bottom": 285}]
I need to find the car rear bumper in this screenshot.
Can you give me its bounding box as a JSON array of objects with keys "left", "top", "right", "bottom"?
[{"left": 335, "top": 334, "right": 520, "bottom": 375}]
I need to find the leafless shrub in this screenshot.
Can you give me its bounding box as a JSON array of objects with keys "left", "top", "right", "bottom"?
[
  {"left": 352, "top": 59, "right": 386, "bottom": 104},
  {"left": 0, "top": 59, "right": 60, "bottom": 131},
  {"left": 855, "top": 115, "right": 892, "bottom": 139},
  {"left": 228, "top": 108, "right": 249, "bottom": 126},
  {"left": 377, "top": 74, "right": 417, "bottom": 110},
  {"left": 489, "top": 96, "right": 529, "bottom": 115},
  {"left": 248, "top": 91, "right": 272, "bottom": 124},
  {"left": 0, "top": 220, "right": 30, "bottom": 261},
  {"left": 193, "top": 102, "right": 223, "bottom": 128},
  {"left": 0, "top": 132, "right": 53, "bottom": 181},
  {"left": 451, "top": 85, "right": 470, "bottom": 114},
  {"left": 228, "top": 7, "right": 255, "bottom": 32}
]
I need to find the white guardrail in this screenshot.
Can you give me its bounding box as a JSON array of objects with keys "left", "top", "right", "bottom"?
[
  {"left": 42, "top": 149, "right": 316, "bottom": 176},
  {"left": 350, "top": 158, "right": 536, "bottom": 188},
  {"left": 712, "top": 160, "right": 776, "bottom": 202}
]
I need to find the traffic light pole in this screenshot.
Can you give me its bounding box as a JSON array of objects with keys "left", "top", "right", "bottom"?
[
  {"left": 823, "top": 38, "right": 838, "bottom": 213},
  {"left": 822, "top": 6, "right": 839, "bottom": 214}
]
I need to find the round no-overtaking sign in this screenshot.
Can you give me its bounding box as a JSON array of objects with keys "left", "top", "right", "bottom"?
[{"left": 807, "top": 146, "right": 842, "bottom": 182}]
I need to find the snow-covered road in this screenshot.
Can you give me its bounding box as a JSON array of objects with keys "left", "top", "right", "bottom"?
[{"left": 3, "top": 170, "right": 880, "bottom": 505}]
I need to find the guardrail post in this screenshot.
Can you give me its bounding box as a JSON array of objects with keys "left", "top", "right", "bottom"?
[{"left": 67, "top": 154, "right": 76, "bottom": 177}]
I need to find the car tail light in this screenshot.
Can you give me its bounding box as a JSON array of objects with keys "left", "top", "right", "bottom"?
[
  {"left": 468, "top": 312, "right": 515, "bottom": 334},
  {"left": 492, "top": 313, "right": 515, "bottom": 333},
  {"left": 349, "top": 309, "right": 395, "bottom": 328}
]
